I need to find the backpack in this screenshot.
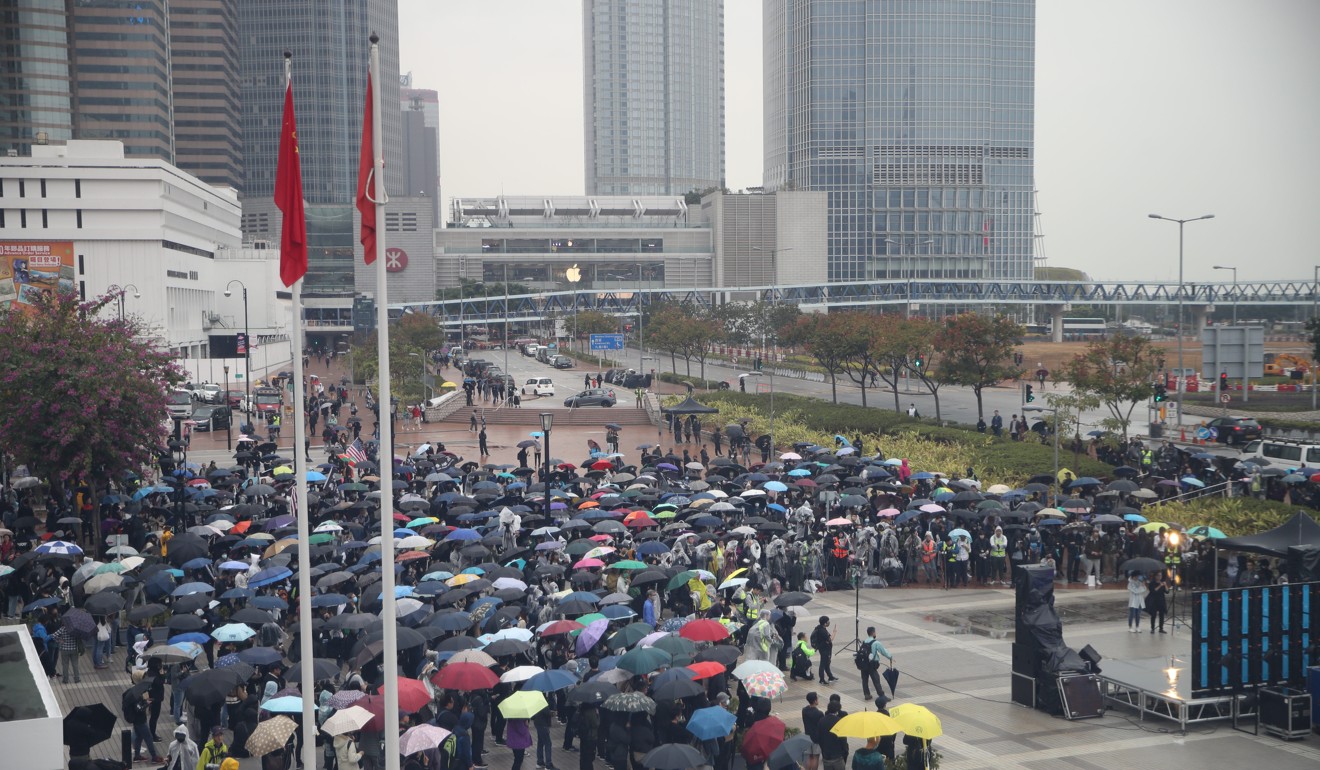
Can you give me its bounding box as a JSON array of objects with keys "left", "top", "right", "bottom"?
[{"left": 853, "top": 639, "right": 872, "bottom": 670}]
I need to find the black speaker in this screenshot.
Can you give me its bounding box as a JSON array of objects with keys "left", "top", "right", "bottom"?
[
  {"left": 1079, "top": 644, "right": 1103, "bottom": 674},
  {"left": 1012, "top": 642, "right": 1042, "bottom": 677},
  {"left": 1011, "top": 672, "right": 1036, "bottom": 708},
  {"left": 1286, "top": 546, "right": 1320, "bottom": 583},
  {"left": 1056, "top": 674, "right": 1105, "bottom": 720},
  {"left": 1015, "top": 564, "right": 1056, "bottom": 612}
]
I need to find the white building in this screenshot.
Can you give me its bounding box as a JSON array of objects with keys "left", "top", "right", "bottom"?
[{"left": 0, "top": 140, "right": 292, "bottom": 384}]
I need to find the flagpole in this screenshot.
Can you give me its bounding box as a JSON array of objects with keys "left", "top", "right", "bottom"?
[
  {"left": 367, "top": 32, "right": 401, "bottom": 770},
  {"left": 284, "top": 51, "right": 318, "bottom": 770}
]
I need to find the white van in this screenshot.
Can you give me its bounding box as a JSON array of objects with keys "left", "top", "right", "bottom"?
[
  {"left": 1241, "top": 438, "right": 1320, "bottom": 470},
  {"left": 522, "top": 377, "right": 555, "bottom": 397}
]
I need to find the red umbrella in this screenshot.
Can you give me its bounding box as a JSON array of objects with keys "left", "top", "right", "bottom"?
[
  {"left": 356, "top": 695, "right": 388, "bottom": 732},
  {"left": 591, "top": 460, "right": 613, "bottom": 471},
  {"left": 685, "top": 661, "right": 725, "bottom": 680},
  {"left": 680, "top": 619, "right": 730, "bottom": 642},
  {"left": 740, "top": 716, "right": 786, "bottom": 764},
  {"left": 624, "top": 514, "right": 656, "bottom": 528},
  {"left": 542, "top": 620, "right": 584, "bottom": 636},
  {"left": 396, "top": 677, "right": 432, "bottom": 713},
  {"left": 431, "top": 662, "right": 499, "bottom": 691}
]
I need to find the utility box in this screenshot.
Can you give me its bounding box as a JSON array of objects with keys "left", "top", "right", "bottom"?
[
  {"left": 1201, "top": 326, "right": 1265, "bottom": 381},
  {"left": 1259, "top": 686, "right": 1312, "bottom": 740}
]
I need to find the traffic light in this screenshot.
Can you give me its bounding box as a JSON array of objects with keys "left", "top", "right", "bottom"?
[
  {"left": 754, "top": 356, "right": 763, "bottom": 371},
  {"left": 1153, "top": 383, "right": 1167, "bottom": 402},
  {"left": 914, "top": 352, "right": 925, "bottom": 369},
  {"left": 1025, "top": 383, "right": 1035, "bottom": 403},
  {"left": 1220, "top": 372, "right": 1229, "bottom": 392}
]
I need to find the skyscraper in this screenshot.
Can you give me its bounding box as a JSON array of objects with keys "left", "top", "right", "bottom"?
[
  {"left": 583, "top": 0, "right": 724, "bottom": 197},
  {"left": 170, "top": 0, "right": 243, "bottom": 191},
  {"left": 764, "top": 0, "right": 1036, "bottom": 283},
  {"left": 0, "top": 1, "right": 74, "bottom": 156},
  {"left": 400, "top": 84, "right": 440, "bottom": 224},
  {"left": 68, "top": 0, "right": 174, "bottom": 162},
  {"left": 238, "top": 0, "right": 404, "bottom": 293}
]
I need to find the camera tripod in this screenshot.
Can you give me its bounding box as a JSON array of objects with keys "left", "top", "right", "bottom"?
[{"left": 838, "top": 563, "right": 865, "bottom": 654}]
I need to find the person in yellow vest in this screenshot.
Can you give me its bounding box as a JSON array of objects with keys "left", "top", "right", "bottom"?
[
  {"left": 160, "top": 528, "right": 173, "bottom": 558},
  {"left": 989, "top": 526, "right": 1008, "bottom": 585}
]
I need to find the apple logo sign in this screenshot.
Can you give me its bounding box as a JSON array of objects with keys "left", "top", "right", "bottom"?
[
  {"left": 565, "top": 264, "right": 582, "bottom": 283},
  {"left": 385, "top": 248, "right": 408, "bottom": 273}
]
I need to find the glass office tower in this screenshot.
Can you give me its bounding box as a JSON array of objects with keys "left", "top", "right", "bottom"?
[
  {"left": 764, "top": 0, "right": 1035, "bottom": 282},
  {"left": 584, "top": 0, "right": 724, "bottom": 196}
]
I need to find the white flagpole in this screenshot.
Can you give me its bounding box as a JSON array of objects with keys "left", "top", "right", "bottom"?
[
  {"left": 285, "top": 52, "right": 318, "bottom": 770},
  {"left": 367, "top": 33, "right": 401, "bottom": 770}
]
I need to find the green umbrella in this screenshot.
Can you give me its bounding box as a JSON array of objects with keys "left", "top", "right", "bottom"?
[
  {"left": 616, "top": 646, "right": 672, "bottom": 675},
  {"left": 1188, "top": 525, "right": 1226, "bottom": 540},
  {"left": 307, "top": 533, "right": 335, "bottom": 545},
  {"left": 652, "top": 635, "right": 696, "bottom": 658},
  {"left": 341, "top": 482, "right": 369, "bottom": 492},
  {"left": 575, "top": 612, "right": 606, "bottom": 627},
  {"left": 610, "top": 560, "right": 648, "bottom": 570},
  {"left": 666, "top": 570, "right": 700, "bottom": 592},
  {"left": 608, "top": 622, "right": 655, "bottom": 649},
  {"left": 498, "top": 690, "right": 548, "bottom": 719}
]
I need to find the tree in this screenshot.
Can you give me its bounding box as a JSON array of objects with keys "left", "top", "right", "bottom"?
[
  {"left": 680, "top": 307, "right": 723, "bottom": 382},
  {"left": 900, "top": 317, "right": 946, "bottom": 420},
  {"left": 571, "top": 310, "right": 619, "bottom": 344},
  {"left": 780, "top": 314, "right": 854, "bottom": 403},
  {"left": 828, "top": 313, "right": 882, "bottom": 408},
  {"left": 0, "top": 290, "right": 183, "bottom": 555},
  {"left": 646, "top": 304, "right": 690, "bottom": 375},
  {"left": 933, "top": 313, "right": 1025, "bottom": 420},
  {"left": 1058, "top": 333, "right": 1160, "bottom": 439},
  {"left": 348, "top": 336, "right": 430, "bottom": 403},
  {"left": 395, "top": 312, "right": 445, "bottom": 353}
]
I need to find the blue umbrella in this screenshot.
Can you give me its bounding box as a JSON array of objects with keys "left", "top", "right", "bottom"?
[
  {"left": 637, "top": 541, "right": 670, "bottom": 556},
  {"left": 310, "top": 593, "right": 348, "bottom": 609},
  {"left": 1180, "top": 476, "right": 1206, "bottom": 488},
  {"left": 305, "top": 471, "right": 327, "bottom": 483},
  {"left": 601, "top": 605, "right": 635, "bottom": 620},
  {"left": 181, "top": 557, "right": 213, "bottom": 571},
  {"left": 687, "top": 705, "right": 736, "bottom": 741},
  {"left": 23, "top": 597, "right": 59, "bottom": 612},
  {"left": 251, "top": 595, "right": 288, "bottom": 611},
  {"left": 523, "top": 669, "right": 578, "bottom": 693},
  {"left": 260, "top": 695, "right": 303, "bottom": 714},
  {"left": 762, "top": 481, "right": 788, "bottom": 492},
  {"left": 911, "top": 472, "right": 936, "bottom": 480},
  {"left": 1036, "top": 519, "right": 1064, "bottom": 527},
  {"left": 169, "top": 632, "right": 211, "bottom": 646},
  {"left": 1123, "top": 513, "right": 1148, "bottom": 523},
  {"left": 561, "top": 591, "right": 600, "bottom": 605},
  {"left": 221, "top": 587, "right": 255, "bottom": 600},
  {"left": 172, "top": 582, "right": 214, "bottom": 597},
  {"left": 249, "top": 567, "right": 293, "bottom": 588},
  {"left": 215, "top": 652, "right": 243, "bottom": 668},
  {"left": 445, "top": 529, "right": 482, "bottom": 542},
  {"left": 219, "top": 561, "right": 250, "bottom": 572},
  {"left": 238, "top": 646, "right": 284, "bottom": 665}
]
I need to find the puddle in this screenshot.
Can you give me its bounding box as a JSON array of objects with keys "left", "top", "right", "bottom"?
[{"left": 925, "top": 601, "right": 1124, "bottom": 640}]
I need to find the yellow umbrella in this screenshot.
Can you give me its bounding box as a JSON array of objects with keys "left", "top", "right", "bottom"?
[
  {"left": 441, "top": 381, "right": 457, "bottom": 390},
  {"left": 447, "top": 573, "right": 479, "bottom": 586},
  {"left": 272, "top": 465, "right": 294, "bottom": 476},
  {"left": 1138, "top": 522, "right": 1169, "bottom": 533},
  {"left": 829, "top": 711, "right": 903, "bottom": 739},
  {"left": 725, "top": 567, "right": 748, "bottom": 581},
  {"left": 888, "top": 704, "right": 942, "bottom": 739},
  {"left": 498, "top": 690, "right": 548, "bottom": 719}
]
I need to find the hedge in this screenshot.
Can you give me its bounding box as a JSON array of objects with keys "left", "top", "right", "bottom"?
[
  {"left": 676, "top": 390, "right": 1113, "bottom": 485},
  {"left": 656, "top": 372, "right": 729, "bottom": 391}
]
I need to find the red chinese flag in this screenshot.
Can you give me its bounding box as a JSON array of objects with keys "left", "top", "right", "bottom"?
[
  {"left": 274, "top": 81, "right": 307, "bottom": 286},
  {"left": 356, "top": 75, "right": 377, "bottom": 264}
]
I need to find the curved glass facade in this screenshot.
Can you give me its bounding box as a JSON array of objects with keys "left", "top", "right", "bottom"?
[{"left": 764, "top": 0, "right": 1035, "bottom": 282}]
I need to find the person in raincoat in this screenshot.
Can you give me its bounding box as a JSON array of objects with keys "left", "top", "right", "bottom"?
[
  {"left": 745, "top": 610, "right": 782, "bottom": 665},
  {"left": 164, "top": 724, "right": 199, "bottom": 770},
  {"left": 688, "top": 576, "right": 712, "bottom": 612}
]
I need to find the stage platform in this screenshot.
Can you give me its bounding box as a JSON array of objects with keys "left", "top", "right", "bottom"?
[{"left": 1099, "top": 655, "right": 1238, "bottom": 733}]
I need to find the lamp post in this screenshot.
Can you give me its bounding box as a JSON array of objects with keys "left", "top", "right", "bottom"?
[
  {"left": 540, "top": 412, "right": 553, "bottom": 524},
  {"left": 111, "top": 284, "right": 141, "bottom": 320},
  {"left": 223, "top": 364, "right": 231, "bottom": 450},
  {"left": 1212, "top": 265, "right": 1237, "bottom": 325},
  {"left": 1148, "top": 214, "right": 1215, "bottom": 427},
  {"left": 502, "top": 264, "right": 510, "bottom": 386},
  {"left": 224, "top": 280, "right": 251, "bottom": 420}
]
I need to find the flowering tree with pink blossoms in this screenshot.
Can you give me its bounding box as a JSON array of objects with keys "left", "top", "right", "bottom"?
[{"left": 0, "top": 289, "right": 183, "bottom": 537}]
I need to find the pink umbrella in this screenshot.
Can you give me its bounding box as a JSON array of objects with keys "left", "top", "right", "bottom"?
[
  {"left": 399, "top": 723, "right": 451, "bottom": 756},
  {"left": 638, "top": 631, "right": 670, "bottom": 648},
  {"left": 574, "top": 557, "right": 606, "bottom": 569},
  {"left": 876, "top": 508, "right": 901, "bottom": 518},
  {"left": 576, "top": 618, "right": 610, "bottom": 655}
]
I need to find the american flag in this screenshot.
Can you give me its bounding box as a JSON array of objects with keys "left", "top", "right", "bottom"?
[{"left": 345, "top": 438, "right": 368, "bottom": 466}]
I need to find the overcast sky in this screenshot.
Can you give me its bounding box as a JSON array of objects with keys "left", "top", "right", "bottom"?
[{"left": 398, "top": 0, "right": 1319, "bottom": 283}]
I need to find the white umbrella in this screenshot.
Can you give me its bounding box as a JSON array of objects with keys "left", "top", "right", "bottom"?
[
  {"left": 500, "top": 665, "right": 546, "bottom": 683},
  {"left": 492, "top": 577, "right": 528, "bottom": 592},
  {"left": 396, "top": 535, "right": 432, "bottom": 550},
  {"left": 732, "top": 660, "right": 781, "bottom": 680},
  {"left": 321, "top": 705, "right": 374, "bottom": 737}
]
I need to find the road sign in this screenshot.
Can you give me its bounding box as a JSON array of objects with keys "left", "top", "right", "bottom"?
[
  {"left": 589, "top": 333, "right": 625, "bottom": 351},
  {"left": 1219, "top": 393, "right": 1230, "bottom": 404}
]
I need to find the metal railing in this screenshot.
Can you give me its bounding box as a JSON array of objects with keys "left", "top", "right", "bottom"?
[{"left": 1145, "top": 479, "right": 1233, "bottom": 507}]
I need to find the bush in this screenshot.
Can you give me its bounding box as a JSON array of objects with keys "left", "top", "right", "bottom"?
[
  {"left": 1153, "top": 496, "right": 1300, "bottom": 536},
  {"left": 656, "top": 371, "right": 729, "bottom": 391},
  {"left": 675, "top": 391, "right": 1112, "bottom": 485}
]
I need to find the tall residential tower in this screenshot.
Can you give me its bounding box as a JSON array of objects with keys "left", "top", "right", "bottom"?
[
  {"left": 764, "top": 0, "right": 1035, "bottom": 282},
  {"left": 583, "top": 0, "right": 724, "bottom": 197}
]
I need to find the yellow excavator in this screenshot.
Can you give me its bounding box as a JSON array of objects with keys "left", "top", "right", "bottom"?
[{"left": 1264, "top": 353, "right": 1311, "bottom": 378}]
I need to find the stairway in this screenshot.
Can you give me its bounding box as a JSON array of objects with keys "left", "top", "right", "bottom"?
[{"left": 443, "top": 405, "right": 654, "bottom": 427}]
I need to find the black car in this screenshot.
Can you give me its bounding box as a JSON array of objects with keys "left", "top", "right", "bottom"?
[
  {"left": 1206, "top": 416, "right": 1262, "bottom": 445},
  {"left": 191, "top": 404, "right": 232, "bottom": 431}
]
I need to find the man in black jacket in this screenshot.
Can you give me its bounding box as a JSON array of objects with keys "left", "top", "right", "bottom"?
[
  {"left": 817, "top": 695, "right": 849, "bottom": 770},
  {"left": 800, "top": 691, "right": 823, "bottom": 745}
]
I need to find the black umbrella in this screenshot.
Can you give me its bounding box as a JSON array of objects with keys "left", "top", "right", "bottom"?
[
  {"left": 483, "top": 639, "right": 532, "bottom": 658},
  {"left": 81, "top": 591, "right": 126, "bottom": 616},
  {"left": 642, "top": 743, "right": 707, "bottom": 770},
  {"left": 435, "top": 635, "right": 482, "bottom": 653},
  {"left": 237, "top": 646, "right": 285, "bottom": 666},
  {"left": 568, "top": 680, "right": 619, "bottom": 704},
  {"left": 183, "top": 666, "right": 248, "bottom": 707},
  {"left": 165, "top": 534, "right": 209, "bottom": 567},
  {"left": 772, "top": 592, "right": 811, "bottom": 608},
  {"left": 128, "top": 603, "right": 168, "bottom": 623},
  {"left": 1119, "top": 557, "right": 1166, "bottom": 575},
  {"left": 694, "top": 644, "right": 740, "bottom": 666},
  {"left": 231, "top": 607, "right": 276, "bottom": 625},
  {"left": 652, "top": 677, "right": 703, "bottom": 700},
  {"left": 64, "top": 703, "right": 117, "bottom": 754},
  {"left": 167, "top": 614, "right": 206, "bottom": 633},
  {"left": 62, "top": 607, "right": 97, "bottom": 637}
]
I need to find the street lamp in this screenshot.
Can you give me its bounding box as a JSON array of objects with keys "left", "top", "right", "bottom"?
[
  {"left": 1313, "top": 266, "right": 1319, "bottom": 410},
  {"left": 1148, "top": 214, "right": 1215, "bottom": 426},
  {"left": 111, "top": 284, "right": 141, "bottom": 320},
  {"left": 1212, "top": 266, "right": 1237, "bottom": 325},
  {"left": 223, "top": 364, "right": 231, "bottom": 450},
  {"left": 540, "top": 412, "right": 553, "bottom": 524},
  {"left": 224, "top": 280, "right": 251, "bottom": 420}
]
